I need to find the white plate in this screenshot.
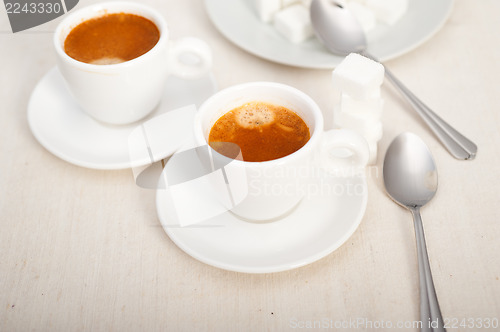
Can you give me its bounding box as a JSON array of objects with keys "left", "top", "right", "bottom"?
[
  {"left": 27, "top": 67, "right": 217, "bottom": 170},
  {"left": 205, "top": 0, "right": 454, "bottom": 69},
  {"left": 156, "top": 171, "right": 368, "bottom": 273}
]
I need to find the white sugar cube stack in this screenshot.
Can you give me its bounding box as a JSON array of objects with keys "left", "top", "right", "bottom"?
[
  {"left": 274, "top": 4, "right": 314, "bottom": 44},
  {"left": 332, "top": 53, "right": 385, "bottom": 164},
  {"left": 254, "top": 0, "right": 408, "bottom": 44},
  {"left": 254, "top": 0, "right": 314, "bottom": 43}
]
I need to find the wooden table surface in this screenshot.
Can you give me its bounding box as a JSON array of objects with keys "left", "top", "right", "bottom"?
[{"left": 1, "top": 0, "right": 499, "bottom": 331}]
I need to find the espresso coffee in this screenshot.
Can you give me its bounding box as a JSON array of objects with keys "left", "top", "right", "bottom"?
[
  {"left": 64, "top": 13, "right": 160, "bottom": 65},
  {"left": 208, "top": 101, "right": 310, "bottom": 162}
]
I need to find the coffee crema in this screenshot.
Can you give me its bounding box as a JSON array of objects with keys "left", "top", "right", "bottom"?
[
  {"left": 64, "top": 13, "right": 160, "bottom": 65},
  {"left": 208, "top": 101, "right": 310, "bottom": 162}
]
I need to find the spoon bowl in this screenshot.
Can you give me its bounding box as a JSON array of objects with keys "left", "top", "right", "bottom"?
[
  {"left": 384, "top": 132, "right": 438, "bottom": 208},
  {"left": 310, "top": 0, "right": 366, "bottom": 55},
  {"left": 383, "top": 132, "right": 446, "bottom": 332}
]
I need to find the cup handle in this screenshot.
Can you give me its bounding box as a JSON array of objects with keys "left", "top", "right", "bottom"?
[
  {"left": 319, "top": 129, "right": 370, "bottom": 176},
  {"left": 169, "top": 37, "right": 213, "bottom": 80}
]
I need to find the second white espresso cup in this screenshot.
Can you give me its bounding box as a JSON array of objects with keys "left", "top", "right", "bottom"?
[
  {"left": 194, "top": 82, "right": 369, "bottom": 222},
  {"left": 54, "top": 2, "right": 212, "bottom": 125}
]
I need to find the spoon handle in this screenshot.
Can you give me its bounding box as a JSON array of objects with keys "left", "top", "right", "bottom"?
[
  {"left": 411, "top": 208, "right": 446, "bottom": 332},
  {"left": 361, "top": 51, "right": 477, "bottom": 161}
]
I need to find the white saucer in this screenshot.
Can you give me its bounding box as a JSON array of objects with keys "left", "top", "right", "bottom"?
[
  {"left": 27, "top": 67, "right": 217, "bottom": 170},
  {"left": 205, "top": 0, "right": 454, "bottom": 69},
  {"left": 156, "top": 171, "right": 368, "bottom": 273}
]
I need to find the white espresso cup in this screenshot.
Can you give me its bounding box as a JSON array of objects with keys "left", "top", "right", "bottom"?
[
  {"left": 54, "top": 2, "right": 212, "bottom": 125},
  {"left": 194, "top": 82, "right": 369, "bottom": 222}
]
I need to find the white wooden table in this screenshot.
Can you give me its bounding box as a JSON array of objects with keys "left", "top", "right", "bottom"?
[{"left": 1, "top": 0, "right": 499, "bottom": 330}]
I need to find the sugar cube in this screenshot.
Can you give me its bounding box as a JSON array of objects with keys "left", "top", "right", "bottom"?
[
  {"left": 255, "top": 0, "right": 282, "bottom": 23},
  {"left": 350, "top": 0, "right": 367, "bottom": 4},
  {"left": 333, "top": 107, "right": 382, "bottom": 163},
  {"left": 364, "top": 120, "right": 383, "bottom": 141},
  {"left": 346, "top": 2, "right": 376, "bottom": 33},
  {"left": 367, "top": 140, "right": 378, "bottom": 165},
  {"left": 282, "top": 0, "right": 301, "bottom": 7},
  {"left": 274, "top": 4, "right": 314, "bottom": 43},
  {"left": 365, "top": 0, "right": 409, "bottom": 26},
  {"left": 340, "top": 93, "right": 383, "bottom": 120},
  {"left": 333, "top": 106, "right": 383, "bottom": 141},
  {"left": 332, "top": 53, "right": 385, "bottom": 99}
]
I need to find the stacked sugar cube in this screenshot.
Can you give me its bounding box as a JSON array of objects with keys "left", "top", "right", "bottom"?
[
  {"left": 255, "top": 0, "right": 408, "bottom": 44},
  {"left": 332, "top": 53, "right": 384, "bottom": 164},
  {"left": 255, "top": 0, "right": 314, "bottom": 43}
]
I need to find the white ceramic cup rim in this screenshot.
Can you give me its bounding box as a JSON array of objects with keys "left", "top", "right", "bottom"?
[
  {"left": 53, "top": 1, "right": 167, "bottom": 71},
  {"left": 194, "top": 82, "right": 325, "bottom": 168}
]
